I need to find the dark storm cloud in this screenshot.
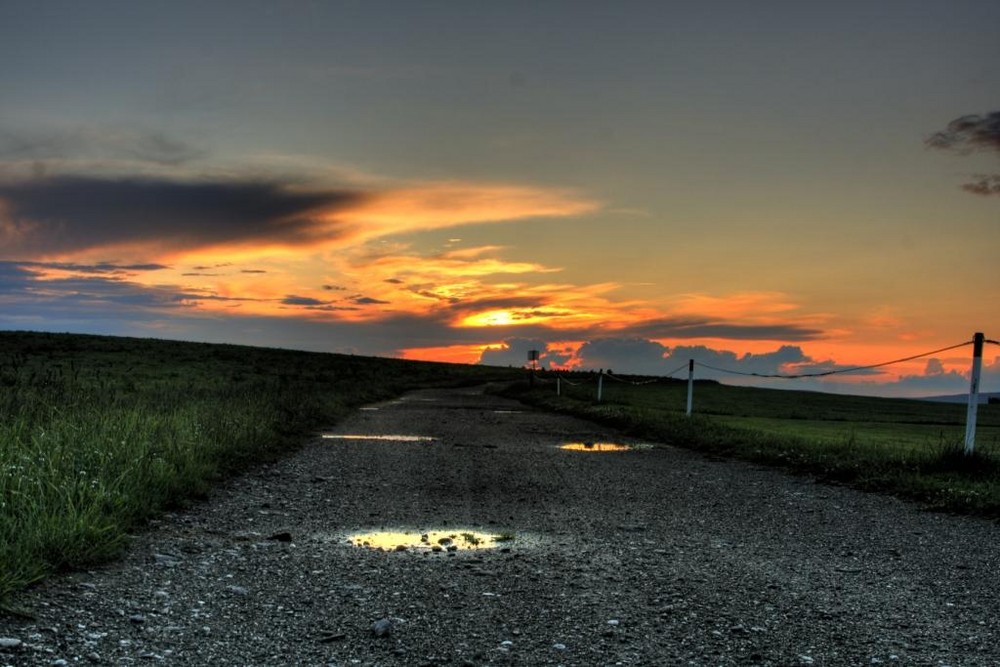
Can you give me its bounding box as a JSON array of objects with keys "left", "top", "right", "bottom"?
[
  {"left": 625, "top": 317, "right": 824, "bottom": 341},
  {"left": 0, "top": 126, "right": 207, "bottom": 165},
  {"left": 0, "top": 175, "right": 368, "bottom": 256},
  {"left": 926, "top": 112, "right": 1000, "bottom": 154}
]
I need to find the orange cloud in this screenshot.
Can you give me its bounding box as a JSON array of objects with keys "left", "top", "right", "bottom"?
[
  {"left": 345, "top": 181, "right": 599, "bottom": 238},
  {"left": 669, "top": 292, "right": 801, "bottom": 319},
  {"left": 398, "top": 344, "right": 491, "bottom": 364}
]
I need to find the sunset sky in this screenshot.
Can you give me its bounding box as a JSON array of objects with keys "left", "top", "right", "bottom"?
[{"left": 1, "top": 1, "right": 998, "bottom": 397}]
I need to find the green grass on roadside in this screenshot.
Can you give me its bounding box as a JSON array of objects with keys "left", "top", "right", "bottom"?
[
  {"left": 0, "top": 331, "right": 519, "bottom": 604},
  {"left": 503, "top": 374, "right": 1000, "bottom": 517}
]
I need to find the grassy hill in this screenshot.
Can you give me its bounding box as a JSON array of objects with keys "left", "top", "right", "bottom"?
[
  {"left": 3, "top": 331, "right": 997, "bottom": 606},
  {"left": 0, "top": 330, "right": 519, "bottom": 604}
]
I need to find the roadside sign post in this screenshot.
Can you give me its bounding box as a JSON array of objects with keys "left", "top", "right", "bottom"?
[{"left": 528, "top": 350, "right": 539, "bottom": 388}]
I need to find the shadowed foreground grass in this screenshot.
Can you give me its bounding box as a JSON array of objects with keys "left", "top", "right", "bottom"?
[
  {"left": 503, "top": 375, "right": 1000, "bottom": 517},
  {"left": 0, "top": 331, "right": 518, "bottom": 604}
]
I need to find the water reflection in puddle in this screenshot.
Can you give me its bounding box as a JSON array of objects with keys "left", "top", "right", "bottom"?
[
  {"left": 560, "top": 442, "right": 634, "bottom": 452},
  {"left": 322, "top": 434, "right": 436, "bottom": 442},
  {"left": 493, "top": 410, "right": 523, "bottom": 414},
  {"left": 359, "top": 407, "right": 379, "bottom": 411},
  {"left": 346, "top": 529, "right": 512, "bottom": 553}
]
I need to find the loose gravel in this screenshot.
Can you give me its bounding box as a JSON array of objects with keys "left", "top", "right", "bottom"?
[{"left": 2, "top": 386, "right": 999, "bottom": 666}]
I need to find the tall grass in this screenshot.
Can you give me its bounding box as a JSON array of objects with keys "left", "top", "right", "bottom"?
[
  {"left": 504, "top": 374, "right": 1000, "bottom": 517},
  {"left": 0, "top": 331, "right": 518, "bottom": 603}
]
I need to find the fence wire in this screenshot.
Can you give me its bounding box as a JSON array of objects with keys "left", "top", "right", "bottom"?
[
  {"left": 693, "top": 339, "right": 974, "bottom": 380},
  {"left": 539, "top": 337, "right": 985, "bottom": 386}
]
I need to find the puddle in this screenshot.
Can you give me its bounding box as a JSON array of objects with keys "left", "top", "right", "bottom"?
[
  {"left": 346, "top": 529, "right": 513, "bottom": 553},
  {"left": 359, "top": 407, "right": 380, "bottom": 411},
  {"left": 559, "top": 442, "right": 634, "bottom": 452},
  {"left": 322, "top": 434, "right": 436, "bottom": 442},
  {"left": 493, "top": 410, "right": 523, "bottom": 414}
]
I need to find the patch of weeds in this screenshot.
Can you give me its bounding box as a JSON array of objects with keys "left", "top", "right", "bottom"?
[
  {"left": 493, "top": 531, "right": 516, "bottom": 542},
  {"left": 922, "top": 444, "right": 1000, "bottom": 480}
]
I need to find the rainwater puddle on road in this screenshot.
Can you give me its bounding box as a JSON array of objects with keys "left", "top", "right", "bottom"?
[
  {"left": 322, "top": 434, "right": 436, "bottom": 443},
  {"left": 559, "top": 442, "right": 639, "bottom": 452},
  {"left": 358, "top": 407, "right": 380, "bottom": 411},
  {"left": 493, "top": 410, "right": 523, "bottom": 414},
  {"left": 346, "top": 529, "right": 513, "bottom": 553}
]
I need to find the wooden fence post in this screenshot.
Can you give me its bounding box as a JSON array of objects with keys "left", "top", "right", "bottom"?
[
  {"left": 686, "top": 360, "right": 694, "bottom": 417},
  {"left": 964, "top": 332, "right": 985, "bottom": 455}
]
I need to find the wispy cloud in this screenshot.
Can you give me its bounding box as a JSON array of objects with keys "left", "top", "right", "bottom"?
[
  {"left": 961, "top": 174, "right": 1000, "bottom": 197},
  {"left": 926, "top": 111, "right": 1000, "bottom": 196},
  {"left": 0, "top": 125, "right": 207, "bottom": 166},
  {"left": 926, "top": 112, "right": 1000, "bottom": 154},
  {"left": 346, "top": 181, "right": 599, "bottom": 237}
]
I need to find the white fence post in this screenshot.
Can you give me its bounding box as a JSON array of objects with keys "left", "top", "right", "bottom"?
[
  {"left": 597, "top": 371, "right": 604, "bottom": 402},
  {"left": 686, "top": 360, "right": 694, "bottom": 417},
  {"left": 964, "top": 332, "right": 985, "bottom": 455}
]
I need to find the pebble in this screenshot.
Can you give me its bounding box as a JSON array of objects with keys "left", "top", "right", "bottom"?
[
  {"left": 553, "top": 643, "right": 567, "bottom": 650},
  {"left": 226, "top": 585, "right": 249, "bottom": 596},
  {"left": 128, "top": 614, "right": 146, "bottom": 624},
  {"left": 372, "top": 618, "right": 394, "bottom": 637},
  {"left": 0, "top": 638, "right": 22, "bottom": 648},
  {"left": 153, "top": 553, "right": 182, "bottom": 567}
]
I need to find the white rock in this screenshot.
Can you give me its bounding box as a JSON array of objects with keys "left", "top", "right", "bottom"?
[{"left": 0, "top": 638, "right": 22, "bottom": 648}]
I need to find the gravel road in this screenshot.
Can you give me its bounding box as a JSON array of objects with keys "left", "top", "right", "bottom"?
[{"left": 2, "top": 386, "right": 999, "bottom": 666}]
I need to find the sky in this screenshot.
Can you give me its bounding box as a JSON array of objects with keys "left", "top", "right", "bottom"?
[{"left": 1, "top": 0, "right": 998, "bottom": 398}]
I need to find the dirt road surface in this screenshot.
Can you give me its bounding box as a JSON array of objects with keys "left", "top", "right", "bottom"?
[{"left": 2, "top": 386, "right": 999, "bottom": 666}]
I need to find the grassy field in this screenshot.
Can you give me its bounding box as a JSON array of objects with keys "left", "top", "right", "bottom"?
[
  {"left": 506, "top": 372, "right": 1000, "bottom": 516},
  {"left": 0, "top": 331, "right": 519, "bottom": 604},
  {"left": 4, "top": 333, "right": 997, "bottom": 606}
]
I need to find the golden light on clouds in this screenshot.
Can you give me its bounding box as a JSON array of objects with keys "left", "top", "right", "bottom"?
[
  {"left": 669, "top": 292, "right": 800, "bottom": 319},
  {"left": 346, "top": 181, "right": 600, "bottom": 236}
]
